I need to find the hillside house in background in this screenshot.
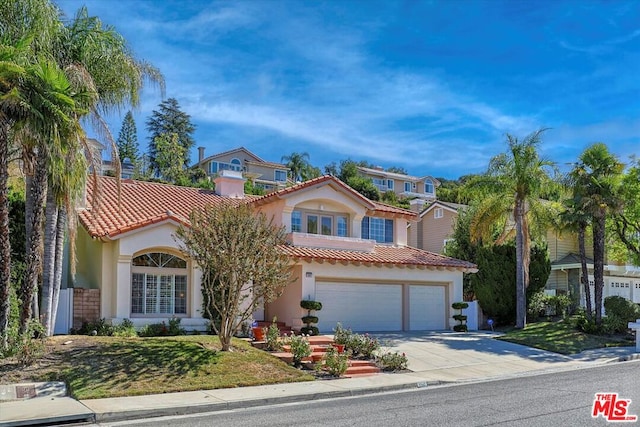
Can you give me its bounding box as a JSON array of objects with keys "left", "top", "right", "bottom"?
[
  {"left": 194, "top": 146, "right": 290, "bottom": 192},
  {"left": 357, "top": 166, "right": 440, "bottom": 200},
  {"left": 407, "top": 201, "right": 640, "bottom": 308}
]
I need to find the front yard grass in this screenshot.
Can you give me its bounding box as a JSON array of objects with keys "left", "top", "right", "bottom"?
[
  {"left": 0, "top": 335, "right": 314, "bottom": 400},
  {"left": 497, "top": 318, "right": 634, "bottom": 355}
]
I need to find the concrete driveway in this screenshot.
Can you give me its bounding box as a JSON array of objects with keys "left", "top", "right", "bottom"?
[{"left": 371, "top": 331, "right": 629, "bottom": 383}]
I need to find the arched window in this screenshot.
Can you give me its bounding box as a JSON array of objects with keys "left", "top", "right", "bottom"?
[
  {"left": 230, "top": 158, "right": 242, "bottom": 171},
  {"left": 424, "top": 178, "right": 434, "bottom": 194},
  {"left": 131, "top": 252, "right": 187, "bottom": 316}
]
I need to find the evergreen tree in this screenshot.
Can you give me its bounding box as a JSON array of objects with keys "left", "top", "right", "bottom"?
[
  {"left": 116, "top": 111, "right": 139, "bottom": 169},
  {"left": 146, "top": 98, "right": 196, "bottom": 174}
]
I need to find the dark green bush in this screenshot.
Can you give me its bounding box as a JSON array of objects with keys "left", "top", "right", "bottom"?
[
  {"left": 605, "top": 296, "right": 640, "bottom": 322},
  {"left": 301, "top": 315, "right": 319, "bottom": 324},
  {"left": 452, "top": 314, "right": 468, "bottom": 322},
  {"left": 452, "top": 302, "right": 469, "bottom": 310},
  {"left": 300, "top": 300, "right": 323, "bottom": 311},
  {"left": 453, "top": 324, "right": 468, "bottom": 332}
]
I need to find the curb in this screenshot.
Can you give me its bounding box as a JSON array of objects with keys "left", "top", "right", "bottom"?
[
  {"left": 92, "top": 380, "right": 451, "bottom": 423},
  {"left": 606, "top": 353, "right": 640, "bottom": 363}
]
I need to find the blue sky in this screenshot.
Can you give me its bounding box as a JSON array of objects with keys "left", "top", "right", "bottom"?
[{"left": 56, "top": 0, "right": 639, "bottom": 179}]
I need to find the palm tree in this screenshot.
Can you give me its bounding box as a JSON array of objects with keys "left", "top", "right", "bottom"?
[
  {"left": 38, "top": 6, "right": 165, "bottom": 335},
  {"left": 560, "top": 194, "right": 592, "bottom": 319},
  {"left": 470, "top": 129, "right": 556, "bottom": 328},
  {"left": 570, "top": 143, "right": 623, "bottom": 325},
  {"left": 281, "top": 152, "right": 311, "bottom": 182}
]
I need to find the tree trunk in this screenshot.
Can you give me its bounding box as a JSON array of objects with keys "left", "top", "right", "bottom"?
[
  {"left": 0, "top": 122, "right": 12, "bottom": 350},
  {"left": 41, "top": 189, "right": 59, "bottom": 335},
  {"left": 578, "top": 223, "right": 592, "bottom": 320},
  {"left": 20, "top": 149, "right": 48, "bottom": 334},
  {"left": 49, "top": 206, "right": 66, "bottom": 335},
  {"left": 514, "top": 200, "right": 527, "bottom": 329},
  {"left": 592, "top": 210, "right": 606, "bottom": 326}
]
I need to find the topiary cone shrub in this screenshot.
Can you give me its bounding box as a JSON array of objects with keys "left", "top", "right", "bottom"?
[
  {"left": 300, "top": 300, "right": 322, "bottom": 336},
  {"left": 452, "top": 302, "right": 469, "bottom": 332}
]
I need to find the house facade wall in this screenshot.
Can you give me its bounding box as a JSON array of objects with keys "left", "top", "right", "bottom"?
[{"left": 420, "top": 208, "right": 458, "bottom": 254}]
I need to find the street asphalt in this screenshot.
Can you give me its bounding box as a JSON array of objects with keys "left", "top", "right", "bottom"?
[{"left": 1, "top": 331, "right": 638, "bottom": 426}]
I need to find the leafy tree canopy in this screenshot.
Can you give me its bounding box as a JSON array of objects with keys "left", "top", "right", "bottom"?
[{"left": 146, "top": 98, "right": 195, "bottom": 174}]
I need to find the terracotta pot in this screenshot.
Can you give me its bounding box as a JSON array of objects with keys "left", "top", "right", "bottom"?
[
  {"left": 311, "top": 354, "right": 323, "bottom": 362},
  {"left": 252, "top": 327, "right": 265, "bottom": 341},
  {"left": 332, "top": 343, "right": 345, "bottom": 353}
]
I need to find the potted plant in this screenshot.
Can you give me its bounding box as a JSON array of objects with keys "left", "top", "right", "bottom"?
[
  {"left": 332, "top": 322, "right": 351, "bottom": 353},
  {"left": 300, "top": 299, "right": 322, "bottom": 336},
  {"left": 251, "top": 321, "right": 267, "bottom": 341}
]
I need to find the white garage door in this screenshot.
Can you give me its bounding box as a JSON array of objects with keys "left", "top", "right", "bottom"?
[
  {"left": 409, "top": 285, "right": 446, "bottom": 330},
  {"left": 316, "top": 282, "right": 402, "bottom": 332}
]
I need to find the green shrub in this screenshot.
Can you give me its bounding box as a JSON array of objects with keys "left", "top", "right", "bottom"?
[
  {"left": 16, "top": 320, "right": 46, "bottom": 366},
  {"left": 605, "top": 296, "right": 640, "bottom": 322},
  {"left": 138, "top": 318, "right": 186, "bottom": 337},
  {"left": 452, "top": 314, "right": 468, "bottom": 322},
  {"left": 288, "top": 334, "right": 312, "bottom": 366},
  {"left": 376, "top": 351, "right": 408, "bottom": 372},
  {"left": 451, "top": 302, "right": 469, "bottom": 310},
  {"left": 572, "top": 313, "right": 602, "bottom": 334},
  {"left": 453, "top": 324, "right": 468, "bottom": 332},
  {"left": 319, "top": 346, "right": 349, "bottom": 377},
  {"left": 346, "top": 333, "right": 380, "bottom": 359},
  {"left": 265, "top": 318, "right": 283, "bottom": 351},
  {"left": 548, "top": 295, "right": 572, "bottom": 318},
  {"left": 77, "top": 318, "right": 115, "bottom": 336},
  {"left": 333, "top": 322, "right": 352, "bottom": 345},
  {"left": 301, "top": 315, "right": 319, "bottom": 324},
  {"left": 300, "top": 300, "right": 323, "bottom": 311},
  {"left": 112, "top": 319, "right": 137, "bottom": 337}
]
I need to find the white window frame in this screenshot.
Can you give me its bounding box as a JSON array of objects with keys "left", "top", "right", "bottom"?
[
  {"left": 275, "top": 169, "right": 288, "bottom": 182},
  {"left": 404, "top": 182, "right": 411, "bottom": 192},
  {"left": 131, "top": 252, "right": 188, "bottom": 317},
  {"left": 386, "top": 179, "right": 394, "bottom": 190},
  {"left": 425, "top": 178, "right": 434, "bottom": 194},
  {"left": 434, "top": 207, "right": 443, "bottom": 219},
  {"left": 291, "top": 209, "right": 349, "bottom": 237}
]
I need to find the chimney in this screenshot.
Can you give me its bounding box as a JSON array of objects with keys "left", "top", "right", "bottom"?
[
  {"left": 198, "top": 146, "right": 205, "bottom": 163},
  {"left": 409, "top": 198, "right": 426, "bottom": 213},
  {"left": 213, "top": 170, "right": 246, "bottom": 198}
]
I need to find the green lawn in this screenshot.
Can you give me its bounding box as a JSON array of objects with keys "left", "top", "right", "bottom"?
[
  {"left": 497, "top": 318, "right": 634, "bottom": 355},
  {"left": 0, "top": 335, "right": 313, "bottom": 400}
]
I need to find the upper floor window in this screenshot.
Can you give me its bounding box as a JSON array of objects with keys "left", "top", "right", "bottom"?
[
  {"left": 404, "top": 182, "right": 412, "bottom": 192},
  {"left": 230, "top": 158, "right": 242, "bottom": 171},
  {"left": 291, "top": 210, "right": 348, "bottom": 237},
  {"left": 209, "top": 161, "right": 218, "bottom": 174},
  {"left": 275, "top": 170, "right": 288, "bottom": 182},
  {"left": 361, "top": 217, "right": 394, "bottom": 243},
  {"left": 386, "top": 179, "right": 394, "bottom": 190},
  {"left": 434, "top": 207, "right": 443, "bottom": 219},
  {"left": 424, "top": 178, "right": 434, "bottom": 194}
]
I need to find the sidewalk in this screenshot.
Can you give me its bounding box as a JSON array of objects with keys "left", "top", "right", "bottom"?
[{"left": 1, "top": 332, "right": 638, "bottom": 426}]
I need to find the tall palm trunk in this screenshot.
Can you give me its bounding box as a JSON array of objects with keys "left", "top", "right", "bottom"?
[
  {"left": 49, "top": 205, "right": 66, "bottom": 335},
  {"left": 20, "top": 148, "right": 48, "bottom": 334},
  {"left": 41, "top": 189, "right": 58, "bottom": 335},
  {"left": 0, "top": 122, "right": 11, "bottom": 350},
  {"left": 514, "top": 199, "right": 527, "bottom": 329},
  {"left": 592, "top": 209, "right": 606, "bottom": 325},
  {"left": 577, "top": 223, "right": 592, "bottom": 320}
]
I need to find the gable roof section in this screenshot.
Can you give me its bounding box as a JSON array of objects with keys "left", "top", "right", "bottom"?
[
  {"left": 282, "top": 244, "right": 477, "bottom": 272},
  {"left": 199, "top": 146, "right": 263, "bottom": 165},
  {"left": 420, "top": 200, "right": 468, "bottom": 218},
  {"left": 250, "top": 175, "right": 417, "bottom": 220},
  {"left": 551, "top": 253, "right": 594, "bottom": 268},
  {"left": 78, "top": 176, "right": 247, "bottom": 239},
  {"left": 357, "top": 166, "right": 441, "bottom": 186}
]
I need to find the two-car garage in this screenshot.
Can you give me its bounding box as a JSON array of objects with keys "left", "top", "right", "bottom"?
[{"left": 315, "top": 281, "right": 447, "bottom": 332}]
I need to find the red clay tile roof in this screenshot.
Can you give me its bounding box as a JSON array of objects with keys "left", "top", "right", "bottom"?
[
  {"left": 78, "top": 176, "right": 249, "bottom": 239},
  {"left": 280, "top": 244, "right": 477, "bottom": 271}
]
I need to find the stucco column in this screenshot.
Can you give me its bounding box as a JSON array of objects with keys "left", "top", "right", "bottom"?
[
  {"left": 191, "top": 264, "right": 204, "bottom": 319},
  {"left": 352, "top": 214, "right": 363, "bottom": 239},
  {"left": 282, "top": 206, "right": 294, "bottom": 232},
  {"left": 115, "top": 254, "right": 132, "bottom": 319},
  {"left": 396, "top": 218, "right": 408, "bottom": 246}
]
